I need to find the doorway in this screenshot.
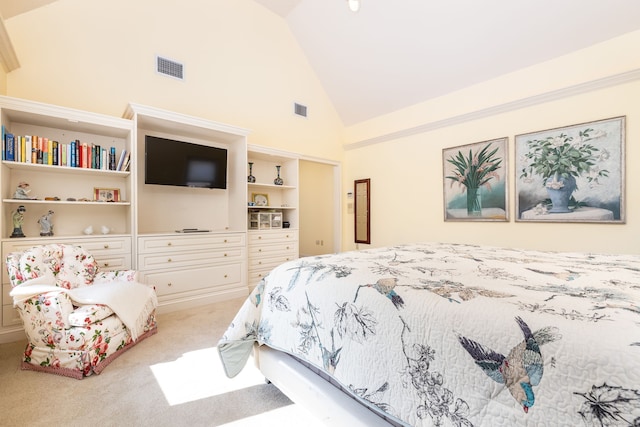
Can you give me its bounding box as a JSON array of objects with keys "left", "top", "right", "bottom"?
[{"left": 298, "top": 159, "right": 340, "bottom": 257}]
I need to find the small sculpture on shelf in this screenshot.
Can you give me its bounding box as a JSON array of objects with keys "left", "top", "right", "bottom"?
[
  {"left": 274, "top": 165, "right": 284, "bottom": 186},
  {"left": 83, "top": 225, "right": 94, "bottom": 235},
  {"left": 38, "top": 210, "right": 54, "bottom": 236},
  {"left": 247, "top": 162, "right": 256, "bottom": 183},
  {"left": 101, "top": 225, "right": 111, "bottom": 235},
  {"left": 13, "top": 182, "right": 35, "bottom": 200},
  {"left": 10, "top": 205, "right": 26, "bottom": 238}
]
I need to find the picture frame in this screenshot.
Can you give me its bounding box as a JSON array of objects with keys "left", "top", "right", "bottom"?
[
  {"left": 94, "top": 187, "right": 121, "bottom": 202},
  {"left": 515, "top": 116, "right": 625, "bottom": 223},
  {"left": 443, "top": 137, "right": 508, "bottom": 221},
  {"left": 252, "top": 193, "right": 269, "bottom": 207}
]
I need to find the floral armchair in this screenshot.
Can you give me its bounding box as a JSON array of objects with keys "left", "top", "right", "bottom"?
[{"left": 5, "top": 244, "right": 158, "bottom": 379}]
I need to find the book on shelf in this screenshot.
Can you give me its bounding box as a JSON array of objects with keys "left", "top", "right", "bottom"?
[
  {"left": 5, "top": 132, "right": 14, "bottom": 161},
  {"left": 116, "top": 149, "right": 128, "bottom": 171}
]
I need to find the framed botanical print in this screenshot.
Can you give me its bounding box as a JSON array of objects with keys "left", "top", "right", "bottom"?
[
  {"left": 515, "top": 117, "right": 625, "bottom": 223},
  {"left": 443, "top": 137, "right": 508, "bottom": 221}
]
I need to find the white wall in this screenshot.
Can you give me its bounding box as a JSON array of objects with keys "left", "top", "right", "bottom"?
[
  {"left": 341, "top": 31, "right": 640, "bottom": 254},
  {"left": 3, "top": 0, "right": 344, "bottom": 162}
]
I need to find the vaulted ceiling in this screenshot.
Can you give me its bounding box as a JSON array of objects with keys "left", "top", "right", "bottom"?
[{"left": 3, "top": 0, "right": 640, "bottom": 126}]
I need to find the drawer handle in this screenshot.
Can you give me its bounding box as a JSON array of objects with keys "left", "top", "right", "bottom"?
[
  {"left": 258, "top": 273, "right": 263, "bottom": 277},
  {"left": 168, "top": 258, "right": 172, "bottom": 262},
  {"left": 224, "top": 239, "right": 228, "bottom": 243},
  {"left": 103, "top": 263, "right": 109, "bottom": 267},
  {"left": 167, "top": 242, "right": 172, "bottom": 246},
  {"left": 258, "top": 261, "right": 262, "bottom": 265},
  {"left": 167, "top": 282, "right": 172, "bottom": 287},
  {"left": 104, "top": 244, "right": 110, "bottom": 249},
  {"left": 224, "top": 274, "right": 228, "bottom": 278},
  {"left": 286, "top": 246, "right": 290, "bottom": 250},
  {"left": 258, "top": 236, "right": 262, "bottom": 239},
  {"left": 224, "top": 253, "right": 228, "bottom": 257},
  {"left": 258, "top": 249, "right": 262, "bottom": 252},
  {"left": 286, "top": 235, "right": 289, "bottom": 238}
]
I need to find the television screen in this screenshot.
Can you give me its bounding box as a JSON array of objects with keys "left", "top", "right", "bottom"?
[{"left": 145, "top": 135, "right": 227, "bottom": 189}]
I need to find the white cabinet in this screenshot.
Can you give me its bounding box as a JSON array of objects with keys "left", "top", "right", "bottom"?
[
  {"left": 2, "top": 235, "right": 132, "bottom": 332},
  {"left": 247, "top": 146, "right": 299, "bottom": 230},
  {"left": 0, "top": 96, "right": 134, "bottom": 342},
  {"left": 248, "top": 229, "right": 298, "bottom": 290},
  {"left": 137, "top": 233, "right": 247, "bottom": 312},
  {"left": 247, "top": 146, "right": 300, "bottom": 289}
]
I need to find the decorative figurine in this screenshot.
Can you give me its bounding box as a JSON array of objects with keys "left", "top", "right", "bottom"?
[
  {"left": 83, "top": 225, "right": 94, "bottom": 235},
  {"left": 38, "top": 210, "right": 54, "bottom": 236},
  {"left": 101, "top": 225, "right": 111, "bottom": 235},
  {"left": 13, "top": 182, "right": 35, "bottom": 199},
  {"left": 274, "top": 165, "right": 284, "bottom": 185},
  {"left": 247, "top": 162, "right": 256, "bottom": 183},
  {"left": 10, "top": 205, "right": 26, "bottom": 238}
]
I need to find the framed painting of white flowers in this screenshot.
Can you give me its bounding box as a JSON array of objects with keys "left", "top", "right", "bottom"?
[
  {"left": 515, "top": 116, "right": 625, "bottom": 223},
  {"left": 443, "top": 137, "right": 508, "bottom": 221}
]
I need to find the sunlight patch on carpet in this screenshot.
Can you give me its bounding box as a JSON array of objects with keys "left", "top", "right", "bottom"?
[{"left": 150, "top": 346, "right": 264, "bottom": 406}]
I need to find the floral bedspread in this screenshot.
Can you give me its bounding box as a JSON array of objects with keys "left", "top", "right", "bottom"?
[{"left": 218, "top": 242, "right": 640, "bottom": 426}]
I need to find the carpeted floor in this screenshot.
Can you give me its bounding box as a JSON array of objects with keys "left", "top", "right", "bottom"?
[{"left": 0, "top": 297, "right": 323, "bottom": 427}]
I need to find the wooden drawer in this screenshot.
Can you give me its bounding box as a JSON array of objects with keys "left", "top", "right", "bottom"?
[
  {"left": 249, "top": 253, "right": 296, "bottom": 269},
  {"left": 72, "top": 237, "right": 131, "bottom": 256},
  {"left": 2, "top": 236, "right": 131, "bottom": 255},
  {"left": 249, "top": 230, "right": 298, "bottom": 244},
  {"left": 138, "top": 233, "right": 245, "bottom": 254},
  {"left": 141, "top": 262, "right": 243, "bottom": 296},
  {"left": 249, "top": 242, "right": 297, "bottom": 257},
  {"left": 138, "top": 247, "right": 244, "bottom": 270},
  {"left": 248, "top": 268, "right": 273, "bottom": 286},
  {"left": 95, "top": 254, "right": 132, "bottom": 271}
]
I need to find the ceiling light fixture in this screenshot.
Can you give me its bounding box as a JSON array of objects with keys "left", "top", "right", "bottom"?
[{"left": 347, "top": 0, "right": 360, "bottom": 12}]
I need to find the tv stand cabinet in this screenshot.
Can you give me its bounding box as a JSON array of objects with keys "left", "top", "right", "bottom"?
[
  {"left": 125, "top": 103, "right": 250, "bottom": 313},
  {"left": 137, "top": 232, "right": 247, "bottom": 311}
]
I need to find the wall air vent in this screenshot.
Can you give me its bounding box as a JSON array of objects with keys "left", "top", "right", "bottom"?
[
  {"left": 156, "top": 56, "right": 184, "bottom": 80},
  {"left": 294, "top": 103, "right": 308, "bottom": 118}
]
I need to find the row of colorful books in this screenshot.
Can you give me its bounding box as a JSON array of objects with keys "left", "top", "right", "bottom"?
[{"left": 2, "top": 131, "right": 131, "bottom": 171}]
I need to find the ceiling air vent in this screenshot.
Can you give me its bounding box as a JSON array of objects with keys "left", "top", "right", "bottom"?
[
  {"left": 294, "top": 103, "right": 308, "bottom": 118},
  {"left": 156, "top": 56, "right": 184, "bottom": 80}
]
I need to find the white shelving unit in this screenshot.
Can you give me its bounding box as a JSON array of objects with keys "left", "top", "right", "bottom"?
[
  {"left": 247, "top": 145, "right": 299, "bottom": 289},
  {"left": 0, "top": 95, "right": 134, "bottom": 342},
  {"left": 124, "top": 103, "right": 250, "bottom": 312}
]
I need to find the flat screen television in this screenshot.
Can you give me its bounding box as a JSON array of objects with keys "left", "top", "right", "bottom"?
[{"left": 145, "top": 135, "right": 227, "bottom": 189}]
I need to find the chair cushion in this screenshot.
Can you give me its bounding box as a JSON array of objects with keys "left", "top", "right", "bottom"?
[{"left": 68, "top": 304, "right": 115, "bottom": 326}]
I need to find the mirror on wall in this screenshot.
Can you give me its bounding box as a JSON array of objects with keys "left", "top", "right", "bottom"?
[{"left": 354, "top": 178, "right": 370, "bottom": 244}]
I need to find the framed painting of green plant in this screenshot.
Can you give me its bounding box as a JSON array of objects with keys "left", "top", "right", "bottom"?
[
  {"left": 443, "top": 137, "right": 508, "bottom": 221},
  {"left": 515, "top": 116, "right": 625, "bottom": 223}
]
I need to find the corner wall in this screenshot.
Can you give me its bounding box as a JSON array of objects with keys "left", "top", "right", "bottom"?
[{"left": 342, "top": 31, "right": 640, "bottom": 254}]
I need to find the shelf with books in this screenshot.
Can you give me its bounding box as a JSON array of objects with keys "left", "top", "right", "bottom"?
[
  {"left": 0, "top": 96, "right": 134, "bottom": 242},
  {"left": 2, "top": 133, "right": 131, "bottom": 171}
]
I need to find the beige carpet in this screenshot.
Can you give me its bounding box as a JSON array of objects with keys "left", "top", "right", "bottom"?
[{"left": 0, "top": 297, "right": 323, "bottom": 427}]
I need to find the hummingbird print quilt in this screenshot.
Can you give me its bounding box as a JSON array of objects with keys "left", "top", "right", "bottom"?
[{"left": 218, "top": 242, "right": 640, "bottom": 426}]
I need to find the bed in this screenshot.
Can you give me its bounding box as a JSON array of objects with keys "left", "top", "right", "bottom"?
[{"left": 218, "top": 242, "right": 640, "bottom": 426}]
